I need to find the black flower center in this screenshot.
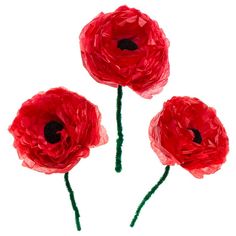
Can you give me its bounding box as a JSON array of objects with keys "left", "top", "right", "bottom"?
[
  {"left": 44, "top": 121, "right": 64, "bottom": 144},
  {"left": 117, "top": 38, "right": 138, "bottom": 51},
  {"left": 190, "top": 128, "right": 202, "bottom": 144}
]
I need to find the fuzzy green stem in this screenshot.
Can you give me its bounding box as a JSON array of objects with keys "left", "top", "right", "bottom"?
[
  {"left": 130, "top": 165, "right": 170, "bottom": 227},
  {"left": 64, "top": 172, "right": 81, "bottom": 231},
  {"left": 115, "top": 85, "right": 124, "bottom": 173}
]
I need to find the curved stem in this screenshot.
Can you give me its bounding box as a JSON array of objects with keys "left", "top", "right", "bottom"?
[
  {"left": 64, "top": 172, "right": 81, "bottom": 231},
  {"left": 130, "top": 165, "right": 170, "bottom": 227},
  {"left": 115, "top": 85, "right": 124, "bottom": 173}
]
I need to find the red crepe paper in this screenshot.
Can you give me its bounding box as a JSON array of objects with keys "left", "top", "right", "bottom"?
[
  {"left": 9, "top": 87, "right": 108, "bottom": 174},
  {"left": 80, "top": 5, "right": 169, "bottom": 98},
  {"left": 149, "top": 96, "right": 229, "bottom": 178}
]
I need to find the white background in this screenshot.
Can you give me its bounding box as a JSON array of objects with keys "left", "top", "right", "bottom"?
[{"left": 0, "top": 0, "right": 236, "bottom": 235}]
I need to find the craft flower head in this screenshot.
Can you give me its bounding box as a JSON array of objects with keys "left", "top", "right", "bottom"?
[
  {"left": 149, "top": 96, "right": 229, "bottom": 178},
  {"left": 80, "top": 5, "right": 169, "bottom": 172},
  {"left": 80, "top": 5, "right": 169, "bottom": 98},
  {"left": 130, "top": 96, "right": 229, "bottom": 227},
  {"left": 9, "top": 87, "right": 108, "bottom": 230},
  {"left": 9, "top": 87, "right": 107, "bottom": 174}
]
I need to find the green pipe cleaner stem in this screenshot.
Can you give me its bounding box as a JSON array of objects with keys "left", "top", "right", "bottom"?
[
  {"left": 64, "top": 172, "right": 81, "bottom": 231},
  {"left": 115, "top": 85, "right": 124, "bottom": 173},
  {"left": 130, "top": 165, "right": 170, "bottom": 227}
]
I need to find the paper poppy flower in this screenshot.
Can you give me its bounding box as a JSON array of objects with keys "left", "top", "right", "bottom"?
[
  {"left": 80, "top": 5, "right": 169, "bottom": 98},
  {"left": 130, "top": 96, "right": 229, "bottom": 227},
  {"left": 9, "top": 87, "right": 108, "bottom": 230},
  {"left": 80, "top": 5, "right": 169, "bottom": 172}
]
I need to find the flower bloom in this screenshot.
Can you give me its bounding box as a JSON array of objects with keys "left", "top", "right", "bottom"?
[
  {"left": 79, "top": 5, "right": 169, "bottom": 98},
  {"left": 149, "top": 96, "right": 229, "bottom": 178},
  {"left": 9, "top": 87, "right": 108, "bottom": 174}
]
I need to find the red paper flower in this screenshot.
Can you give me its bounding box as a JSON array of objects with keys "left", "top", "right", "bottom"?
[
  {"left": 130, "top": 96, "right": 229, "bottom": 227},
  {"left": 149, "top": 96, "right": 229, "bottom": 178},
  {"left": 9, "top": 87, "right": 108, "bottom": 174},
  {"left": 80, "top": 5, "right": 169, "bottom": 98},
  {"left": 80, "top": 5, "right": 169, "bottom": 172}
]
